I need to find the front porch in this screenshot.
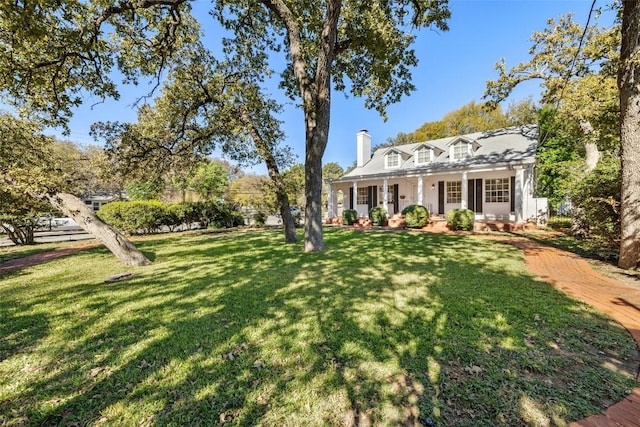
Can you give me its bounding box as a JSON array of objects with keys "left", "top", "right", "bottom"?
[{"left": 325, "top": 214, "right": 537, "bottom": 232}]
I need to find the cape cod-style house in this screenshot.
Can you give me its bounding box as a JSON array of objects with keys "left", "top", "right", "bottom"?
[{"left": 326, "top": 125, "right": 548, "bottom": 225}]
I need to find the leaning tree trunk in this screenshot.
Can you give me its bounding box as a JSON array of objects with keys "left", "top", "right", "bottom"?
[
  {"left": 242, "top": 111, "right": 297, "bottom": 243},
  {"left": 45, "top": 192, "right": 151, "bottom": 266},
  {"left": 618, "top": 1, "right": 640, "bottom": 270}
]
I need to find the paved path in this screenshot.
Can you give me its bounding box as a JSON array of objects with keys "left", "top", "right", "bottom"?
[
  {"left": 1, "top": 236, "right": 639, "bottom": 425},
  {"left": 501, "top": 240, "right": 640, "bottom": 427},
  {"left": 0, "top": 242, "right": 101, "bottom": 274}
]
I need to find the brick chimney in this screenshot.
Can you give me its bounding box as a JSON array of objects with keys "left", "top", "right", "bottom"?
[{"left": 356, "top": 129, "right": 371, "bottom": 167}]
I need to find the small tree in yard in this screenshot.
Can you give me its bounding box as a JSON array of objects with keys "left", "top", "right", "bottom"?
[
  {"left": 0, "top": 190, "right": 51, "bottom": 245},
  {"left": 0, "top": 114, "right": 150, "bottom": 266}
]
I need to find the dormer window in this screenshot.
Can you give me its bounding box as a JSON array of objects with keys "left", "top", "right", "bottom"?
[
  {"left": 452, "top": 141, "right": 471, "bottom": 160},
  {"left": 415, "top": 147, "right": 432, "bottom": 165},
  {"left": 385, "top": 151, "right": 401, "bottom": 168}
]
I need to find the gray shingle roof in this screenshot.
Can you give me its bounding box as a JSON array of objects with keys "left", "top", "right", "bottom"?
[{"left": 335, "top": 125, "right": 538, "bottom": 182}]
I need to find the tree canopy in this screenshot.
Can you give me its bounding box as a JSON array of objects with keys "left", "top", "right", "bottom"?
[{"left": 2, "top": 0, "right": 452, "bottom": 252}]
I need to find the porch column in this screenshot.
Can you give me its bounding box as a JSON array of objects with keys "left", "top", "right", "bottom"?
[
  {"left": 417, "top": 176, "right": 423, "bottom": 206},
  {"left": 327, "top": 183, "right": 334, "bottom": 218},
  {"left": 382, "top": 178, "right": 389, "bottom": 214},
  {"left": 460, "top": 171, "right": 468, "bottom": 209},
  {"left": 353, "top": 181, "right": 358, "bottom": 215},
  {"left": 515, "top": 167, "right": 525, "bottom": 223}
]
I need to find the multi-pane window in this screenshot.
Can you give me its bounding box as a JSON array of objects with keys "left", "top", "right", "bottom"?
[
  {"left": 446, "top": 181, "right": 462, "bottom": 203},
  {"left": 378, "top": 185, "right": 395, "bottom": 202},
  {"left": 386, "top": 152, "right": 400, "bottom": 168},
  {"left": 452, "top": 142, "right": 470, "bottom": 160},
  {"left": 416, "top": 147, "right": 431, "bottom": 164},
  {"left": 357, "top": 187, "right": 369, "bottom": 204},
  {"left": 485, "top": 178, "right": 510, "bottom": 203}
]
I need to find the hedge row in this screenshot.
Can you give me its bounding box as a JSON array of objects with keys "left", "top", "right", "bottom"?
[{"left": 97, "top": 200, "right": 244, "bottom": 235}]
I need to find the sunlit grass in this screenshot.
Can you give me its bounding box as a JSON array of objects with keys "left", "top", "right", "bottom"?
[{"left": 0, "top": 228, "right": 637, "bottom": 426}]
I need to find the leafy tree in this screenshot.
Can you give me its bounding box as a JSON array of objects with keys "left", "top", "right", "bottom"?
[
  {"left": 0, "top": 114, "right": 150, "bottom": 265},
  {"left": 0, "top": 189, "right": 51, "bottom": 245},
  {"left": 484, "top": 13, "right": 620, "bottom": 150},
  {"left": 483, "top": 11, "right": 637, "bottom": 267},
  {"left": 536, "top": 107, "right": 583, "bottom": 211},
  {"left": 379, "top": 98, "right": 538, "bottom": 150},
  {"left": 1, "top": 0, "right": 451, "bottom": 252},
  {"left": 570, "top": 153, "right": 621, "bottom": 251},
  {"left": 411, "top": 101, "right": 510, "bottom": 142},
  {"left": 410, "top": 120, "right": 449, "bottom": 141},
  {"left": 212, "top": 0, "right": 450, "bottom": 251},
  {"left": 322, "top": 162, "right": 344, "bottom": 212},
  {"left": 125, "top": 180, "right": 165, "bottom": 201},
  {"left": 92, "top": 49, "right": 299, "bottom": 242},
  {"left": 188, "top": 160, "right": 229, "bottom": 201},
  {"left": 373, "top": 132, "right": 417, "bottom": 151},
  {"left": 228, "top": 175, "right": 275, "bottom": 214},
  {"left": 282, "top": 164, "right": 306, "bottom": 211},
  {"left": 0, "top": 0, "right": 197, "bottom": 129},
  {"left": 504, "top": 97, "right": 540, "bottom": 126}
]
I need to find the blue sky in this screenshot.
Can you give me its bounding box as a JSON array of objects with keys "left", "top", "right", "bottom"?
[{"left": 53, "top": 0, "right": 616, "bottom": 173}]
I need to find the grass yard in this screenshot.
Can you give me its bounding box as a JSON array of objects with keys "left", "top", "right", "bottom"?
[{"left": 0, "top": 228, "right": 637, "bottom": 426}]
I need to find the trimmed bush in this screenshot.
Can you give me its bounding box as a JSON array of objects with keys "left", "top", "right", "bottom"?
[
  {"left": 98, "top": 200, "right": 165, "bottom": 235},
  {"left": 98, "top": 200, "right": 244, "bottom": 234},
  {"left": 342, "top": 209, "right": 357, "bottom": 225},
  {"left": 368, "top": 206, "right": 387, "bottom": 226},
  {"left": 401, "top": 204, "right": 429, "bottom": 228},
  {"left": 547, "top": 216, "right": 572, "bottom": 230},
  {"left": 166, "top": 202, "right": 199, "bottom": 230},
  {"left": 446, "top": 208, "right": 475, "bottom": 231}
]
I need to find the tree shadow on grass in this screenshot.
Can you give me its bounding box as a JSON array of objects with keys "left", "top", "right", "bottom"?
[{"left": 0, "top": 229, "right": 636, "bottom": 426}]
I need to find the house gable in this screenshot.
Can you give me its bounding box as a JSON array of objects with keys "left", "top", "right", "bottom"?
[
  {"left": 446, "top": 136, "right": 481, "bottom": 162},
  {"left": 383, "top": 148, "right": 410, "bottom": 169},
  {"left": 413, "top": 143, "right": 444, "bottom": 166}
]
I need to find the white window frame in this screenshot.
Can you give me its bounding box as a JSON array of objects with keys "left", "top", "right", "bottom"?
[
  {"left": 452, "top": 141, "right": 471, "bottom": 161},
  {"left": 485, "top": 178, "right": 510, "bottom": 203},
  {"left": 415, "top": 147, "right": 432, "bottom": 165},
  {"left": 379, "top": 185, "right": 395, "bottom": 202},
  {"left": 446, "top": 181, "right": 462, "bottom": 204},
  {"left": 357, "top": 187, "right": 369, "bottom": 204},
  {"left": 385, "top": 151, "right": 400, "bottom": 168}
]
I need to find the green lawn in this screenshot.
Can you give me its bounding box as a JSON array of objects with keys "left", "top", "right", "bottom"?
[{"left": 0, "top": 229, "right": 637, "bottom": 426}]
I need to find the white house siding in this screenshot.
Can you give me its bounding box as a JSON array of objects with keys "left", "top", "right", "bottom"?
[{"left": 330, "top": 166, "right": 543, "bottom": 221}]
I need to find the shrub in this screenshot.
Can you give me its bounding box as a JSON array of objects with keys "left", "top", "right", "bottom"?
[
  {"left": 547, "top": 216, "right": 572, "bottom": 230},
  {"left": 253, "top": 211, "right": 267, "bottom": 226},
  {"left": 98, "top": 200, "right": 166, "bottom": 235},
  {"left": 342, "top": 209, "right": 357, "bottom": 225},
  {"left": 98, "top": 200, "right": 244, "bottom": 234},
  {"left": 569, "top": 155, "right": 620, "bottom": 250},
  {"left": 368, "top": 206, "right": 387, "bottom": 226},
  {"left": 401, "top": 204, "right": 429, "bottom": 228},
  {"left": 446, "top": 208, "right": 475, "bottom": 231},
  {"left": 166, "top": 202, "right": 199, "bottom": 230}
]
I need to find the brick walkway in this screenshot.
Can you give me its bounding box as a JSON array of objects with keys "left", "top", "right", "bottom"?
[
  {"left": 0, "top": 242, "right": 101, "bottom": 275},
  {"left": 1, "top": 236, "right": 639, "bottom": 425},
  {"left": 502, "top": 240, "right": 640, "bottom": 427}
]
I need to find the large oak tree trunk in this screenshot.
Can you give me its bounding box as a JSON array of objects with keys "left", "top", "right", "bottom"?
[
  {"left": 45, "top": 192, "right": 152, "bottom": 266},
  {"left": 618, "top": 1, "right": 640, "bottom": 270},
  {"left": 304, "top": 117, "right": 330, "bottom": 252}
]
